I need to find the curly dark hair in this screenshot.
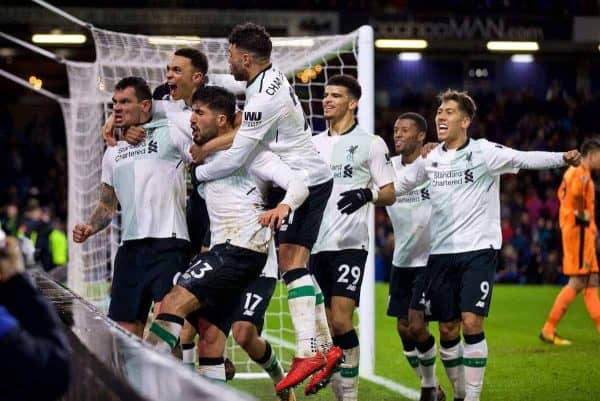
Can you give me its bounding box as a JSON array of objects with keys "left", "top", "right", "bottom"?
[{"left": 228, "top": 22, "right": 272, "bottom": 60}]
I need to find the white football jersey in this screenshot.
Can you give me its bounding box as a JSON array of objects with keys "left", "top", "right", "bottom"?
[
  {"left": 101, "top": 118, "right": 193, "bottom": 242},
  {"left": 311, "top": 124, "right": 396, "bottom": 253},
  {"left": 200, "top": 148, "right": 293, "bottom": 255},
  {"left": 386, "top": 156, "right": 431, "bottom": 268},
  {"left": 236, "top": 65, "right": 332, "bottom": 186},
  {"left": 152, "top": 99, "right": 192, "bottom": 136},
  {"left": 395, "top": 138, "right": 566, "bottom": 254}
]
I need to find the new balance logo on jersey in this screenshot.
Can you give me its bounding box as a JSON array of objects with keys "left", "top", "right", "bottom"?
[
  {"left": 346, "top": 145, "right": 358, "bottom": 161},
  {"left": 476, "top": 300, "right": 486, "bottom": 308},
  {"left": 420, "top": 188, "right": 430, "bottom": 200},
  {"left": 385, "top": 153, "right": 392, "bottom": 165},
  {"left": 147, "top": 140, "right": 158, "bottom": 153},
  {"left": 346, "top": 284, "right": 357, "bottom": 291},
  {"left": 343, "top": 164, "right": 353, "bottom": 178},
  {"left": 465, "top": 168, "right": 474, "bottom": 183}
]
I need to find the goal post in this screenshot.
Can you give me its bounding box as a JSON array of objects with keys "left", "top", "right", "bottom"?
[
  {"left": 357, "top": 24, "right": 376, "bottom": 378},
  {"left": 57, "top": 23, "right": 376, "bottom": 378}
]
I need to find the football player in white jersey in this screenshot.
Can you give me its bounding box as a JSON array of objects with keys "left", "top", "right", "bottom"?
[
  {"left": 144, "top": 86, "right": 310, "bottom": 396},
  {"left": 193, "top": 23, "right": 340, "bottom": 391},
  {"left": 183, "top": 86, "right": 295, "bottom": 401},
  {"left": 73, "top": 77, "right": 194, "bottom": 337},
  {"left": 395, "top": 89, "right": 581, "bottom": 401},
  {"left": 386, "top": 113, "right": 447, "bottom": 401},
  {"left": 101, "top": 48, "right": 240, "bottom": 367},
  {"left": 309, "top": 75, "right": 395, "bottom": 399}
]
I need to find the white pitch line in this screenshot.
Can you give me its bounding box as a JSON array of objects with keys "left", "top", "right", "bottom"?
[
  {"left": 264, "top": 334, "right": 419, "bottom": 400},
  {"left": 361, "top": 374, "right": 419, "bottom": 400}
]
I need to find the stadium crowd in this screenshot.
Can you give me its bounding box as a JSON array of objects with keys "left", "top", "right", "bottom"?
[
  {"left": 1, "top": 82, "right": 599, "bottom": 285},
  {"left": 0, "top": 105, "right": 68, "bottom": 273}
]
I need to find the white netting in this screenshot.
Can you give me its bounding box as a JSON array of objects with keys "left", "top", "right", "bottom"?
[{"left": 65, "top": 26, "right": 366, "bottom": 374}]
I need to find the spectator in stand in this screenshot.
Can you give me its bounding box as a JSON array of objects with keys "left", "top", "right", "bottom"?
[{"left": 0, "top": 228, "right": 71, "bottom": 401}]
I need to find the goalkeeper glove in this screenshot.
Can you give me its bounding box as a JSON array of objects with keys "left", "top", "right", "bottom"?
[{"left": 337, "top": 188, "right": 376, "bottom": 214}]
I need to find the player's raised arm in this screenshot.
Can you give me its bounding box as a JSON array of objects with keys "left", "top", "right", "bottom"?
[{"left": 480, "top": 139, "right": 581, "bottom": 174}]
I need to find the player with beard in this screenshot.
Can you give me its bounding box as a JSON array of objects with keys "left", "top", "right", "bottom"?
[{"left": 193, "top": 23, "right": 341, "bottom": 392}]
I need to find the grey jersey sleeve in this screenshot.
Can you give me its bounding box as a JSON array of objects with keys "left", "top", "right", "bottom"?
[{"left": 480, "top": 139, "right": 565, "bottom": 175}]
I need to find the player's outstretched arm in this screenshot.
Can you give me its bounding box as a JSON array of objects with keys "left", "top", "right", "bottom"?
[
  {"left": 190, "top": 130, "right": 236, "bottom": 164},
  {"left": 73, "top": 184, "right": 117, "bottom": 243},
  {"left": 483, "top": 140, "right": 581, "bottom": 173}
]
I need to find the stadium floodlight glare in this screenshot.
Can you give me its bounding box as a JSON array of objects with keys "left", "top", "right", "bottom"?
[
  {"left": 487, "top": 41, "right": 539, "bottom": 51},
  {"left": 32, "top": 33, "right": 86, "bottom": 44},
  {"left": 147, "top": 36, "right": 202, "bottom": 45},
  {"left": 511, "top": 54, "right": 534, "bottom": 63},
  {"left": 398, "top": 52, "right": 422, "bottom": 61},
  {"left": 272, "top": 38, "right": 314, "bottom": 47},
  {"left": 375, "top": 39, "right": 428, "bottom": 49}
]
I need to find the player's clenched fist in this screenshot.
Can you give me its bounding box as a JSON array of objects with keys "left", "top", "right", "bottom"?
[
  {"left": 72, "top": 224, "right": 93, "bottom": 243},
  {"left": 563, "top": 149, "right": 581, "bottom": 166}
]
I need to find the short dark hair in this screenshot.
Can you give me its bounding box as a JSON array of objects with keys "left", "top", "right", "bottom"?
[
  {"left": 438, "top": 89, "right": 477, "bottom": 120},
  {"left": 326, "top": 74, "right": 362, "bottom": 100},
  {"left": 228, "top": 22, "right": 272, "bottom": 60},
  {"left": 581, "top": 136, "right": 600, "bottom": 156},
  {"left": 191, "top": 86, "right": 236, "bottom": 124},
  {"left": 174, "top": 47, "right": 209, "bottom": 75},
  {"left": 397, "top": 112, "right": 427, "bottom": 134},
  {"left": 115, "top": 76, "right": 152, "bottom": 102}
]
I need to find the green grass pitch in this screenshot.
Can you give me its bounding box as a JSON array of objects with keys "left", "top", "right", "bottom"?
[{"left": 229, "top": 283, "right": 600, "bottom": 401}]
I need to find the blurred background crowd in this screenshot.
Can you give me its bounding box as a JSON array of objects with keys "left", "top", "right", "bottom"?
[{"left": 0, "top": 106, "right": 68, "bottom": 273}]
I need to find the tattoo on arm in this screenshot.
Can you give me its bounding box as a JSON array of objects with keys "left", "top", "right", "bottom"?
[{"left": 87, "top": 184, "right": 117, "bottom": 234}]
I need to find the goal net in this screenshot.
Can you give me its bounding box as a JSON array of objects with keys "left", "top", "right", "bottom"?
[{"left": 64, "top": 25, "right": 375, "bottom": 376}]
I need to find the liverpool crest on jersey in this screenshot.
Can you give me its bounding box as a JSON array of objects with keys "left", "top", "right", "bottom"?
[{"left": 346, "top": 145, "right": 358, "bottom": 161}]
